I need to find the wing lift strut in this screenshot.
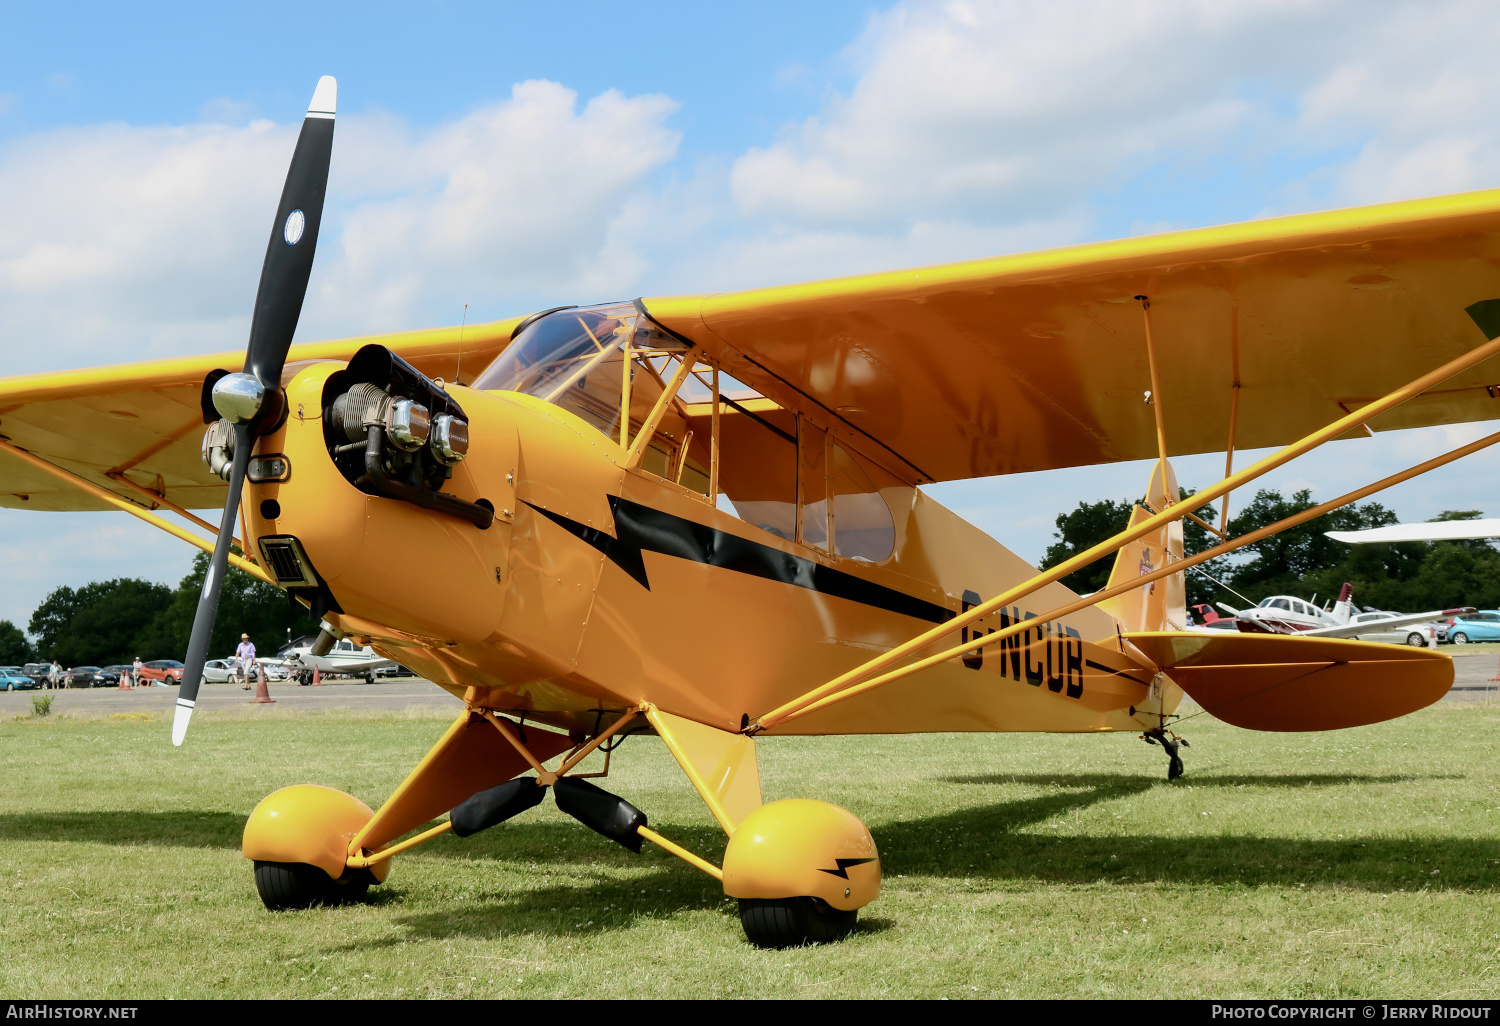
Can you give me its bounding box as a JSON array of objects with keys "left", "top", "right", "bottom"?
[
  {"left": 0, "top": 435, "right": 275, "bottom": 585},
  {"left": 744, "top": 310, "right": 1500, "bottom": 737}
]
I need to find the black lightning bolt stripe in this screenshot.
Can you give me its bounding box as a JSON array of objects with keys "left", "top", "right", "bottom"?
[
  {"left": 525, "top": 495, "right": 954, "bottom": 625},
  {"left": 817, "top": 857, "right": 877, "bottom": 879}
]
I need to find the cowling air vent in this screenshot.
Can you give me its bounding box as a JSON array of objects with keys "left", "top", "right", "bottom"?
[{"left": 258, "top": 535, "right": 319, "bottom": 588}]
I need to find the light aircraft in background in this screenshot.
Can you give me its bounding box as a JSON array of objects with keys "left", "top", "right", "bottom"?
[
  {"left": 1212, "top": 583, "right": 1470, "bottom": 639},
  {"left": 281, "top": 626, "right": 398, "bottom": 684},
  {"left": 5, "top": 77, "right": 1500, "bottom": 946}
]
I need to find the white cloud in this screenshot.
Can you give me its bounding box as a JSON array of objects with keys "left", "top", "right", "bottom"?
[
  {"left": 1290, "top": 2, "right": 1500, "bottom": 204},
  {"left": 309, "top": 81, "right": 680, "bottom": 337},
  {"left": 726, "top": 0, "right": 1339, "bottom": 233},
  {"left": 0, "top": 80, "right": 680, "bottom": 375},
  {"left": 0, "top": 118, "right": 290, "bottom": 371}
]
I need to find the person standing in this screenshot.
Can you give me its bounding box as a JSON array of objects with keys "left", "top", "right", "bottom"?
[
  {"left": 47, "top": 660, "right": 59, "bottom": 690},
  {"left": 131, "top": 656, "right": 144, "bottom": 688},
  {"left": 235, "top": 634, "right": 257, "bottom": 691}
]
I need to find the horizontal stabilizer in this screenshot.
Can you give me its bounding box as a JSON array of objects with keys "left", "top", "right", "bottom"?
[{"left": 1125, "top": 632, "right": 1451, "bottom": 731}]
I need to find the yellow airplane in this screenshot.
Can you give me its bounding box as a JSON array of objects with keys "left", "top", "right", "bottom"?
[{"left": 2, "top": 77, "right": 1497, "bottom": 947}]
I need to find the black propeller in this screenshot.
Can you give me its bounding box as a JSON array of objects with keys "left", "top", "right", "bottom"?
[{"left": 173, "top": 76, "right": 337, "bottom": 747}]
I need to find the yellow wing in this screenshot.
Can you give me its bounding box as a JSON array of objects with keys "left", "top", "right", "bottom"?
[
  {"left": 643, "top": 187, "right": 1500, "bottom": 483},
  {"left": 9, "top": 187, "right": 1500, "bottom": 513},
  {"left": 0, "top": 319, "right": 520, "bottom": 511}
]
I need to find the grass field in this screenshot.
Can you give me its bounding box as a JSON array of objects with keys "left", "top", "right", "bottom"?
[{"left": 0, "top": 701, "right": 1497, "bottom": 999}]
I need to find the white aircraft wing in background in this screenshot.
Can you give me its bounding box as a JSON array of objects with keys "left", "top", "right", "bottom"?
[
  {"left": 1294, "top": 606, "right": 1475, "bottom": 639},
  {"left": 290, "top": 651, "right": 398, "bottom": 674},
  {"left": 1326, "top": 520, "right": 1500, "bottom": 544}
]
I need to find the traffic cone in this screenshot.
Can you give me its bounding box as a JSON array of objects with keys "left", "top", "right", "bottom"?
[
  {"left": 311, "top": 668, "right": 322, "bottom": 686},
  {"left": 249, "top": 663, "right": 276, "bottom": 704},
  {"left": 117, "top": 673, "right": 129, "bottom": 691}
]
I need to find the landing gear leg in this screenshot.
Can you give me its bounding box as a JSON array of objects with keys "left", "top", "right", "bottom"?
[{"left": 1142, "top": 728, "right": 1188, "bottom": 780}]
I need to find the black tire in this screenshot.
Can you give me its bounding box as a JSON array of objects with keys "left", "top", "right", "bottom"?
[
  {"left": 738, "top": 897, "right": 857, "bottom": 948},
  {"left": 252, "top": 860, "right": 371, "bottom": 911},
  {"left": 1406, "top": 632, "right": 1427, "bottom": 648},
  {"left": 1452, "top": 632, "right": 1469, "bottom": 645}
]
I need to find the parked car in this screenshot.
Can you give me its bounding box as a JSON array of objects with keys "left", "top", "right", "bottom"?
[
  {"left": 200, "top": 659, "right": 236, "bottom": 684},
  {"left": 67, "top": 666, "right": 120, "bottom": 688},
  {"left": 137, "top": 659, "right": 185, "bottom": 684},
  {"left": 0, "top": 667, "right": 37, "bottom": 691},
  {"left": 101, "top": 664, "right": 135, "bottom": 684},
  {"left": 1349, "top": 610, "right": 1437, "bottom": 647},
  {"left": 22, "top": 662, "right": 53, "bottom": 685},
  {"left": 1444, "top": 610, "right": 1500, "bottom": 645}
]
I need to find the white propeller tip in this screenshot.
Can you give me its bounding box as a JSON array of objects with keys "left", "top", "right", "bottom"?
[
  {"left": 171, "top": 698, "right": 195, "bottom": 746},
  {"left": 308, "top": 76, "right": 337, "bottom": 120}
]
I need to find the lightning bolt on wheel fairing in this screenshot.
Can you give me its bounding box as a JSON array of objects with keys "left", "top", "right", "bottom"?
[{"left": 173, "top": 76, "right": 336, "bottom": 747}]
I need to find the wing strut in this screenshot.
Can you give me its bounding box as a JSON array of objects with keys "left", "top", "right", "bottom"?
[
  {"left": 107, "top": 471, "right": 252, "bottom": 556},
  {"left": 0, "top": 437, "right": 273, "bottom": 584},
  {"left": 1138, "top": 296, "right": 1170, "bottom": 468},
  {"left": 746, "top": 332, "right": 1500, "bottom": 733}
]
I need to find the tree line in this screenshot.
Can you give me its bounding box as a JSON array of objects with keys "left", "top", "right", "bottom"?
[
  {"left": 1041, "top": 486, "right": 1499, "bottom": 613},
  {"left": 0, "top": 553, "right": 313, "bottom": 667}
]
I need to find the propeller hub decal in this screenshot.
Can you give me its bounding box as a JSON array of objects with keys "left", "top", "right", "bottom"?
[{"left": 283, "top": 208, "right": 306, "bottom": 245}]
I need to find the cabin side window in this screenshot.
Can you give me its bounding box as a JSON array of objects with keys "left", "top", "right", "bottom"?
[
  {"left": 711, "top": 387, "right": 798, "bottom": 540},
  {"left": 829, "top": 443, "right": 896, "bottom": 562},
  {"left": 714, "top": 406, "right": 895, "bottom": 562}
]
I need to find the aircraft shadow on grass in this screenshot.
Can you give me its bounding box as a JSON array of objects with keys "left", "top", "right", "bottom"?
[{"left": 3, "top": 766, "right": 1491, "bottom": 942}]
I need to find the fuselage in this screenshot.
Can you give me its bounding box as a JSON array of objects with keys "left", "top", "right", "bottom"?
[{"left": 241, "top": 308, "right": 1181, "bottom": 737}]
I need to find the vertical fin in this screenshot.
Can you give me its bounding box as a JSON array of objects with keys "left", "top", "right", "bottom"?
[{"left": 1097, "top": 458, "right": 1187, "bottom": 632}]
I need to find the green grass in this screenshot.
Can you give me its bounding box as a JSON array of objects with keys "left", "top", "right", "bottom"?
[{"left": 0, "top": 702, "right": 1497, "bottom": 999}]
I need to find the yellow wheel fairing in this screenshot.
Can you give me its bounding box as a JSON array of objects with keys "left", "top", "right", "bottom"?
[
  {"left": 721, "top": 799, "right": 880, "bottom": 911},
  {"left": 241, "top": 784, "right": 389, "bottom": 883}
]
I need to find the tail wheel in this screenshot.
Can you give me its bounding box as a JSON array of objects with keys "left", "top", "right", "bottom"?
[
  {"left": 252, "top": 860, "right": 372, "bottom": 910},
  {"left": 738, "top": 897, "right": 857, "bottom": 948}
]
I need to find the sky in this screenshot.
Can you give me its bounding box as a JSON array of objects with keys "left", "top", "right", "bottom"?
[{"left": 3, "top": 0, "right": 1500, "bottom": 630}]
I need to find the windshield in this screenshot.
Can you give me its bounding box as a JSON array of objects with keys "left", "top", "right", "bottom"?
[{"left": 473, "top": 303, "right": 689, "bottom": 440}]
